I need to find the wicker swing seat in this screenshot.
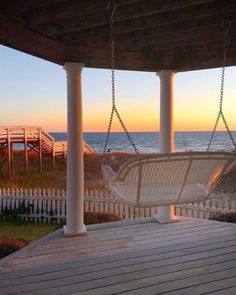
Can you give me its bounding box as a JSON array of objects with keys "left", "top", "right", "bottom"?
[{"left": 102, "top": 151, "right": 235, "bottom": 208}]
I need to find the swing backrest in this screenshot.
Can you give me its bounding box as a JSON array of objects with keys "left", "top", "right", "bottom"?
[{"left": 113, "top": 151, "right": 235, "bottom": 205}]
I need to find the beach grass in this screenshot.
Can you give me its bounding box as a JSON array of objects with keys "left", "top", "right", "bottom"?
[{"left": 0, "top": 151, "right": 235, "bottom": 193}]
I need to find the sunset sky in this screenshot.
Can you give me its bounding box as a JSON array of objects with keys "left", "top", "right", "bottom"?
[{"left": 0, "top": 45, "right": 236, "bottom": 132}]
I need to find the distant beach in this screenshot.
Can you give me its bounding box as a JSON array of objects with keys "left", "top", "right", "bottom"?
[{"left": 51, "top": 131, "right": 236, "bottom": 153}]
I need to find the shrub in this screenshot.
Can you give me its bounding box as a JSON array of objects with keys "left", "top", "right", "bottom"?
[
  {"left": 56, "top": 212, "right": 121, "bottom": 229},
  {"left": 84, "top": 212, "right": 121, "bottom": 225},
  {"left": 209, "top": 213, "right": 236, "bottom": 223},
  {"left": 0, "top": 237, "right": 27, "bottom": 259},
  {"left": 0, "top": 201, "right": 33, "bottom": 221}
]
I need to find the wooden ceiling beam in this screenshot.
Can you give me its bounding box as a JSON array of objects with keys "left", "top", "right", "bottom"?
[
  {"left": 69, "top": 44, "right": 235, "bottom": 72},
  {"left": 0, "top": 15, "right": 158, "bottom": 71},
  {"left": 161, "top": 45, "right": 236, "bottom": 71},
  {"left": 61, "top": 0, "right": 235, "bottom": 44},
  {"left": 46, "top": 0, "right": 215, "bottom": 34},
  {"left": 74, "top": 13, "right": 236, "bottom": 49},
  {"left": 66, "top": 35, "right": 236, "bottom": 71},
  {"left": 1, "top": 13, "right": 236, "bottom": 72},
  {"left": 24, "top": 0, "right": 140, "bottom": 27},
  {"left": 89, "top": 12, "right": 236, "bottom": 45},
  {"left": 140, "top": 24, "right": 236, "bottom": 49},
  {"left": 77, "top": 33, "right": 235, "bottom": 56},
  {"left": 0, "top": 15, "right": 67, "bottom": 64},
  {"left": 0, "top": 0, "right": 66, "bottom": 23},
  {"left": 75, "top": 34, "right": 236, "bottom": 55},
  {"left": 152, "top": 37, "right": 236, "bottom": 53},
  {"left": 159, "top": 38, "right": 236, "bottom": 54},
  {"left": 0, "top": 0, "right": 63, "bottom": 14}
]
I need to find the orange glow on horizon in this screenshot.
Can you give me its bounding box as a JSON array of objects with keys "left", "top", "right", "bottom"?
[{"left": 44, "top": 102, "right": 236, "bottom": 132}]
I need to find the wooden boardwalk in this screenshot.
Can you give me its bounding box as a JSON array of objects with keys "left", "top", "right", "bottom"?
[
  {"left": 0, "top": 126, "right": 93, "bottom": 173},
  {"left": 0, "top": 218, "right": 236, "bottom": 294}
]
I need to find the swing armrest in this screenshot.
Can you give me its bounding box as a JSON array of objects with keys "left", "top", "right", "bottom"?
[
  {"left": 101, "top": 165, "right": 116, "bottom": 185},
  {"left": 223, "top": 161, "right": 236, "bottom": 175}
]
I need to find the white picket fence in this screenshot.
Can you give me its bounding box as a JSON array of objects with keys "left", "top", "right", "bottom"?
[
  {"left": 0, "top": 188, "right": 158, "bottom": 223},
  {"left": 175, "top": 194, "right": 236, "bottom": 220},
  {"left": 0, "top": 188, "right": 235, "bottom": 223}
]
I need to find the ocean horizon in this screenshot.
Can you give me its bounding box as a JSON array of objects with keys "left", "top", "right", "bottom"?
[{"left": 51, "top": 131, "right": 236, "bottom": 153}]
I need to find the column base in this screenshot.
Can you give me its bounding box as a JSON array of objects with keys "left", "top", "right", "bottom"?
[
  {"left": 63, "top": 224, "right": 87, "bottom": 237},
  {"left": 152, "top": 214, "right": 179, "bottom": 224},
  {"left": 152, "top": 205, "right": 179, "bottom": 224}
]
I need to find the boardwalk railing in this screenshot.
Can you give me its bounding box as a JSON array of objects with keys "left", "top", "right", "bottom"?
[
  {"left": 0, "top": 188, "right": 235, "bottom": 223},
  {"left": 0, "top": 126, "right": 94, "bottom": 174}
]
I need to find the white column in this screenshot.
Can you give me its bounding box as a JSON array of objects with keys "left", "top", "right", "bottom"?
[
  {"left": 158, "top": 70, "right": 174, "bottom": 153},
  {"left": 63, "top": 62, "right": 87, "bottom": 236},
  {"left": 155, "top": 70, "right": 177, "bottom": 223}
]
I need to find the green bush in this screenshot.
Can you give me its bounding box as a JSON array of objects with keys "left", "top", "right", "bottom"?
[
  {"left": 0, "top": 201, "right": 33, "bottom": 221},
  {"left": 209, "top": 213, "right": 236, "bottom": 223},
  {"left": 56, "top": 212, "right": 121, "bottom": 229},
  {"left": 84, "top": 212, "right": 121, "bottom": 225}
]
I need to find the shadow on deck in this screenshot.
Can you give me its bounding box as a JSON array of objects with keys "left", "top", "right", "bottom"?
[{"left": 0, "top": 218, "right": 236, "bottom": 294}]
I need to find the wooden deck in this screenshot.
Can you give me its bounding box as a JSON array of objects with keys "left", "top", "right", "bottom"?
[{"left": 0, "top": 218, "right": 236, "bottom": 294}]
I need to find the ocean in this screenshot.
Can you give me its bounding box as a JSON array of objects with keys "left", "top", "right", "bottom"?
[{"left": 51, "top": 131, "right": 236, "bottom": 153}]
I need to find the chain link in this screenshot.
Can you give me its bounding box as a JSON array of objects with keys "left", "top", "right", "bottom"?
[
  {"left": 103, "top": 0, "right": 139, "bottom": 154},
  {"left": 207, "top": 20, "right": 236, "bottom": 151}
]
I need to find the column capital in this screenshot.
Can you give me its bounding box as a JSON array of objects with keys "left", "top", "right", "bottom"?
[
  {"left": 63, "top": 62, "right": 84, "bottom": 74},
  {"left": 156, "top": 70, "right": 175, "bottom": 81}
]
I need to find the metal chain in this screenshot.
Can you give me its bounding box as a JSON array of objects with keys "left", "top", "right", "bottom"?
[
  {"left": 207, "top": 20, "right": 236, "bottom": 151},
  {"left": 103, "top": 0, "right": 139, "bottom": 154}
]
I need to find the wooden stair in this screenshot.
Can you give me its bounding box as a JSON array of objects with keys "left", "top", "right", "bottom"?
[{"left": 0, "top": 126, "right": 94, "bottom": 173}]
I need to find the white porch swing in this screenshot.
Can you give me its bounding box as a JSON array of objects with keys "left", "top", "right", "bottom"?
[{"left": 102, "top": 1, "right": 236, "bottom": 212}]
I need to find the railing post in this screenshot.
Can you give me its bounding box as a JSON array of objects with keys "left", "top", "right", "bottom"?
[
  {"left": 39, "top": 128, "right": 43, "bottom": 172},
  {"left": 7, "top": 128, "right": 12, "bottom": 176},
  {"left": 63, "top": 144, "right": 66, "bottom": 161},
  {"left": 24, "top": 128, "right": 28, "bottom": 173},
  {"left": 52, "top": 141, "right": 56, "bottom": 169}
]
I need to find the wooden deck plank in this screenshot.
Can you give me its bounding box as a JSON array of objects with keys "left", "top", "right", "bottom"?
[
  {"left": 6, "top": 226, "right": 236, "bottom": 269},
  {"left": 11, "top": 262, "right": 236, "bottom": 295},
  {"left": 1, "top": 239, "right": 236, "bottom": 287},
  {"left": 1, "top": 226, "right": 236, "bottom": 271},
  {"left": 31, "top": 221, "right": 209, "bottom": 247},
  {"left": 6, "top": 221, "right": 234, "bottom": 256},
  {"left": 27, "top": 221, "right": 229, "bottom": 251},
  {"left": 38, "top": 219, "right": 204, "bottom": 247},
  {"left": 205, "top": 285, "right": 236, "bottom": 295},
  {"left": 17, "top": 222, "right": 231, "bottom": 259},
  {"left": 117, "top": 270, "right": 236, "bottom": 295},
  {"left": 1, "top": 231, "right": 235, "bottom": 280},
  {"left": 0, "top": 219, "right": 235, "bottom": 295},
  {"left": 6, "top": 232, "right": 235, "bottom": 265},
  {"left": 48, "top": 218, "right": 224, "bottom": 244},
  {"left": 165, "top": 277, "right": 236, "bottom": 294},
  {"left": 1, "top": 248, "right": 236, "bottom": 291}
]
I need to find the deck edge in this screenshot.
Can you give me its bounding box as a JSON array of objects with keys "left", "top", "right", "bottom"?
[{"left": 0, "top": 228, "right": 63, "bottom": 269}]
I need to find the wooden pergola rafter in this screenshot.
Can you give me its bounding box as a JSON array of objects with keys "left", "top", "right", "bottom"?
[{"left": 0, "top": 0, "right": 236, "bottom": 71}]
